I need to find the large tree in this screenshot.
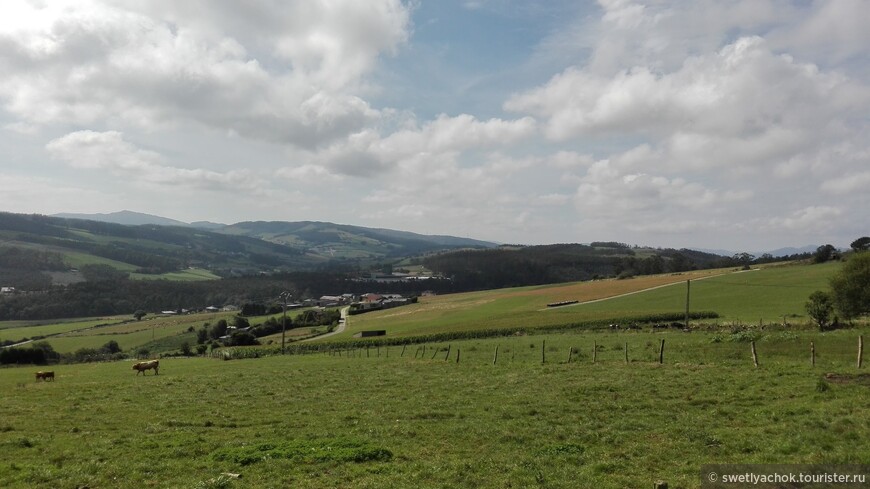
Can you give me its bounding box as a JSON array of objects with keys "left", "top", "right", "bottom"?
[
  {"left": 813, "top": 244, "right": 838, "bottom": 264},
  {"left": 850, "top": 236, "right": 870, "bottom": 252},
  {"left": 829, "top": 252, "right": 870, "bottom": 320}
]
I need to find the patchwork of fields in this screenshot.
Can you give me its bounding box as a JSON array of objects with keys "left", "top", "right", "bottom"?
[{"left": 0, "top": 261, "right": 846, "bottom": 356}]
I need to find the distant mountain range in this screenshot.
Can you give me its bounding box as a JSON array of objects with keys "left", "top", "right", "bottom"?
[
  {"left": 48, "top": 211, "right": 496, "bottom": 261},
  {"left": 51, "top": 211, "right": 826, "bottom": 259},
  {"left": 52, "top": 210, "right": 225, "bottom": 229}
]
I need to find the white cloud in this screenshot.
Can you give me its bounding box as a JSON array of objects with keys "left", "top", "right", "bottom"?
[
  {"left": 507, "top": 36, "right": 867, "bottom": 146},
  {"left": 573, "top": 159, "right": 744, "bottom": 219},
  {"left": 768, "top": 0, "right": 870, "bottom": 68},
  {"left": 288, "top": 113, "right": 537, "bottom": 178},
  {"left": 46, "top": 130, "right": 261, "bottom": 191},
  {"left": 0, "top": 0, "right": 410, "bottom": 148},
  {"left": 766, "top": 206, "right": 844, "bottom": 233}
]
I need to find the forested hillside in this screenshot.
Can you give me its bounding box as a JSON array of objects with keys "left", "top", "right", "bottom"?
[{"left": 423, "top": 242, "right": 753, "bottom": 290}]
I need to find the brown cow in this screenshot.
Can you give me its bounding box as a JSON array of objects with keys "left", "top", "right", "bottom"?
[
  {"left": 132, "top": 360, "right": 159, "bottom": 375},
  {"left": 35, "top": 371, "right": 55, "bottom": 381}
]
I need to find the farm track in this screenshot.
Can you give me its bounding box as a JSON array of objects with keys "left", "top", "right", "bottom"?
[{"left": 299, "top": 306, "right": 349, "bottom": 342}]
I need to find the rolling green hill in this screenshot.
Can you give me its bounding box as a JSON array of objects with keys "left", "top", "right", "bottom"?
[
  {"left": 217, "top": 220, "right": 496, "bottom": 260},
  {"left": 0, "top": 212, "right": 307, "bottom": 281},
  {"left": 0, "top": 213, "right": 495, "bottom": 287}
]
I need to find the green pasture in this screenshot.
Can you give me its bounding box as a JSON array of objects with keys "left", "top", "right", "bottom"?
[
  {"left": 570, "top": 262, "right": 839, "bottom": 323},
  {"left": 0, "top": 321, "right": 33, "bottom": 331},
  {"left": 61, "top": 251, "right": 138, "bottom": 272},
  {"left": 259, "top": 326, "right": 330, "bottom": 344},
  {"left": 1, "top": 309, "right": 333, "bottom": 355},
  {"left": 0, "top": 318, "right": 129, "bottom": 343},
  {"left": 338, "top": 263, "right": 841, "bottom": 340},
  {"left": 0, "top": 318, "right": 104, "bottom": 332},
  {"left": 8, "top": 238, "right": 219, "bottom": 281},
  {"left": 1, "top": 327, "right": 868, "bottom": 488},
  {"left": 130, "top": 268, "right": 221, "bottom": 281},
  {"left": 1, "top": 312, "right": 232, "bottom": 354}
]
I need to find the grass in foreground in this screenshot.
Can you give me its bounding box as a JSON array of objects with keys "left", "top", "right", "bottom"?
[{"left": 1, "top": 327, "right": 868, "bottom": 488}]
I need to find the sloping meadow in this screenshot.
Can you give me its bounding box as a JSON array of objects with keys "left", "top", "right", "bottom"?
[{"left": 1, "top": 327, "right": 868, "bottom": 488}]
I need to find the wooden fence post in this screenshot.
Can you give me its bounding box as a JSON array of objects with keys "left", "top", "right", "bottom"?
[
  {"left": 431, "top": 347, "right": 439, "bottom": 360},
  {"left": 542, "top": 340, "right": 546, "bottom": 364},
  {"left": 456, "top": 348, "right": 460, "bottom": 364},
  {"left": 493, "top": 345, "right": 499, "bottom": 365},
  {"left": 401, "top": 344, "right": 406, "bottom": 357},
  {"left": 624, "top": 342, "right": 629, "bottom": 364},
  {"left": 659, "top": 339, "right": 665, "bottom": 364},
  {"left": 567, "top": 347, "right": 573, "bottom": 364},
  {"left": 751, "top": 341, "right": 759, "bottom": 368},
  {"left": 811, "top": 341, "right": 815, "bottom": 367},
  {"left": 592, "top": 341, "right": 597, "bottom": 364},
  {"left": 366, "top": 345, "right": 370, "bottom": 358},
  {"left": 444, "top": 344, "right": 451, "bottom": 361},
  {"left": 859, "top": 336, "right": 864, "bottom": 369},
  {"left": 414, "top": 347, "right": 420, "bottom": 359}
]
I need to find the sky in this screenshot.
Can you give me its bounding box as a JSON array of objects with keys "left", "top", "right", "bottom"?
[{"left": 1, "top": 0, "right": 868, "bottom": 252}]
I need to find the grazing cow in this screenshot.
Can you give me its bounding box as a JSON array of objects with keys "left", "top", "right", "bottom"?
[
  {"left": 35, "top": 371, "right": 55, "bottom": 381},
  {"left": 132, "top": 360, "right": 159, "bottom": 376}
]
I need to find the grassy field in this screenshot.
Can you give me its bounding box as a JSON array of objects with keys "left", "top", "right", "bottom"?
[
  {"left": 0, "top": 318, "right": 129, "bottom": 344},
  {"left": 571, "top": 262, "right": 839, "bottom": 323},
  {"left": 0, "top": 308, "right": 336, "bottom": 355},
  {"left": 338, "top": 262, "right": 840, "bottom": 340},
  {"left": 1, "top": 326, "right": 868, "bottom": 488},
  {"left": 129, "top": 268, "right": 221, "bottom": 281},
  {"left": 61, "top": 250, "right": 139, "bottom": 272},
  {"left": 0, "top": 313, "right": 230, "bottom": 354}
]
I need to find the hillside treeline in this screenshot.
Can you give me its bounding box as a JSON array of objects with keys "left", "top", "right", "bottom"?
[
  {"left": 422, "top": 244, "right": 621, "bottom": 289},
  {"left": 0, "top": 246, "right": 68, "bottom": 291},
  {"left": 422, "top": 244, "right": 729, "bottom": 289},
  {"left": 0, "top": 272, "right": 455, "bottom": 321}
]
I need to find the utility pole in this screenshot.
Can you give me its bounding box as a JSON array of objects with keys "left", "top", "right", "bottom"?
[
  {"left": 281, "top": 292, "right": 291, "bottom": 354},
  {"left": 685, "top": 279, "right": 691, "bottom": 329}
]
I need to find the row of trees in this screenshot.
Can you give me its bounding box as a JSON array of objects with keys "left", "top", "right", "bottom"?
[
  {"left": 0, "top": 340, "right": 124, "bottom": 365},
  {"left": 192, "top": 308, "right": 343, "bottom": 349}
]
